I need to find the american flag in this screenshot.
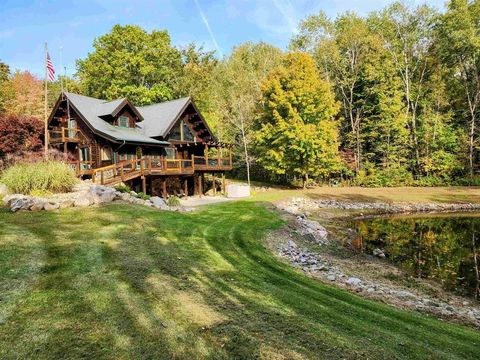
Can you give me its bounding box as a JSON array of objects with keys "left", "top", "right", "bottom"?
[{"left": 46, "top": 51, "right": 55, "bottom": 81}]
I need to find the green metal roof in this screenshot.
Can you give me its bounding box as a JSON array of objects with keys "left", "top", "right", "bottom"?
[{"left": 63, "top": 92, "right": 169, "bottom": 145}]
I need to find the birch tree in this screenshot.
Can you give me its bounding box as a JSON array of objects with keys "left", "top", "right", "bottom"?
[{"left": 437, "top": 0, "right": 480, "bottom": 175}]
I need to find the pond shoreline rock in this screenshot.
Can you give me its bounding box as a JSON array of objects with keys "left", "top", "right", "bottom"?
[
  {"left": 278, "top": 237, "right": 480, "bottom": 328},
  {"left": 1, "top": 181, "right": 192, "bottom": 213},
  {"left": 278, "top": 197, "right": 480, "bottom": 216},
  {"left": 276, "top": 196, "right": 480, "bottom": 329}
]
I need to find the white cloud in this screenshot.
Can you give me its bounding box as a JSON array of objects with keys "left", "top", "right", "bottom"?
[{"left": 193, "top": 0, "right": 224, "bottom": 57}]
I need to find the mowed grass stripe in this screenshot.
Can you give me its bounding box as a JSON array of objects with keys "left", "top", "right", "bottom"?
[{"left": 0, "top": 203, "right": 478, "bottom": 359}]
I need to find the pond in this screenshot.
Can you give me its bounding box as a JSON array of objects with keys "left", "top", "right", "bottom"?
[{"left": 352, "top": 213, "right": 480, "bottom": 299}]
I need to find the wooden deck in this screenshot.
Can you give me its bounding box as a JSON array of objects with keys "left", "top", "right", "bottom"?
[
  {"left": 89, "top": 156, "right": 232, "bottom": 186},
  {"left": 49, "top": 127, "right": 80, "bottom": 143}
]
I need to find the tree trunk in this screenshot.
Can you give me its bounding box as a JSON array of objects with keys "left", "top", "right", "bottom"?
[
  {"left": 303, "top": 173, "right": 309, "bottom": 189},
  {"left": 240, "top": 119, "right": 251, "bottom": 186}
]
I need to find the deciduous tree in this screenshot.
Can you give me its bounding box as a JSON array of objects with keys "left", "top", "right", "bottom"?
[
  {"left": 255, "top": 52, "right": 342, "bottom": 186},
  {"left": 76, "top": 25, "right": 182, "bottom": 105}
]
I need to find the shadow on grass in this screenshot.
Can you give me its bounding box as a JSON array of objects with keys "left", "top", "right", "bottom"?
[{"left": 0, "top": 202, "right": 479, "bottom": 359}]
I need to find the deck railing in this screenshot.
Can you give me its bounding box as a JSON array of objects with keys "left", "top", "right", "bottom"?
[
  {"left": 68, "top": 160, "right": 95, "bottom": 175},
  {"left": 87, "top": 155, "right": 232, "bottom": 185},
  {"left": 49, "top": 127, "right": 80, "bottom": 143}
]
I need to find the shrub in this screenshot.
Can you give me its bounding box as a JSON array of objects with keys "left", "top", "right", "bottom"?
[
  {"left": 0, "top": 160, "right": 78, "bottom": 195},
  {"left": 136, "top": 192, "right": 151, "bottom": 200},
  {"left": 0, "top": 113, "right": 43, "bottom": 157},
  {"left": 114, "top": 183, "right": 130, "bottom": 193},
  {"left": 167, "top": 196, "right": 180, "bottom": 207}
]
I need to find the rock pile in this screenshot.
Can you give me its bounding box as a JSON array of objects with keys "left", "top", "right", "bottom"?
[
  {"left": 279, "top": 238, "right": 480, "bottom": 328},
  {"left": 1, "top": 181, "right": 190, "bottom": 213},
  {"left": 278, "top": 197, "right": 480, "bottom": 215},
  {"left": 295, "top": 215, "right": 329, "bottom": 245}
]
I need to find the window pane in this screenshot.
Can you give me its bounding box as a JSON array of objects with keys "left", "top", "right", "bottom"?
[
  {"left": 165, "top": 148, "right": 175, "bottom": 159},
  {"left": 183, "top": 122, "right": 195, "bottom": 141},
  {"left": 170, "top": 123, "right": 181, "bottom": 140},
  {"left": 118, "top": 116, "right": 129, "bottom": 127}
]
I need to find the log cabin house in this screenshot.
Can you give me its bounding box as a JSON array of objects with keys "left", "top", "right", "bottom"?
[{"left": 47, "top": 92, "right": 233, "bottom": 197}]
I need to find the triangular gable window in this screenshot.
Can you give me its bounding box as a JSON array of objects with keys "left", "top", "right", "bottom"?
[{"left": 169, "top": 119, "right": 196, "bottom": 141}]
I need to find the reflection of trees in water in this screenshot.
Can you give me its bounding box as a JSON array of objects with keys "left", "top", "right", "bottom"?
[{"left": 355, "top": 216, "right": 480, "bottom": 298}]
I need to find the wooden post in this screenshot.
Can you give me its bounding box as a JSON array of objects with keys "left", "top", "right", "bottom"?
[
  {"left": 222, "top": 173, "right": 226, "bottom": 196},
  {"left": 184, "top": 178, "right": 188, "bottom": 197},
  {"left": 162, "top": 178, "right": 167, "bottom": 199},
  {"left": 193, "top": 174, "right": 198, "bottom": 196},
  {"left": 229, "top": 147, "right": 232, "bottom": 167},
  {"left": 198, "top": 174, "right": 203, "bottom": 198},
  {"left": 142, "top": 176, "right": 146, "bottom": 194},
  {"left": 212, "top": 173, "right": 216, "bottom": 196},
  {"left": 205, "top": 144, "right": 209, "bottom": 169},
  {"left": 120, "top": 164, "right": 125, "bottom": 181},
  {"left": 217, "top": 145, "right": 221, "bottom": 168},
  {"left": 100, "top": 170, "right": 104, "bottom": 185}
]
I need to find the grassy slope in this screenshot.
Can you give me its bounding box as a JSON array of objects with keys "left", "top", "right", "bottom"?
[{"left": 0, "top": 202, "right": 479, "bottom": 359}]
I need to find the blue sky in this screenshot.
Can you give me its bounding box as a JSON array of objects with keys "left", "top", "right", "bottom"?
[{"left": 0, "top": 0, "right": 445, "bottom": 78}]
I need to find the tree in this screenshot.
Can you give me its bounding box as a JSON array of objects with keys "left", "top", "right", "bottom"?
[
  {"left": 437, "top": 0, "right": 480, "bottom": 175},
  {"left": 255, "top": 52, "right": 342, "bottom": 187},
  {"left": 0, "top": 60, "right": 12, "bottom": 113},
  {"left": 291, "top": 12, "right": 381, "bottom": 172},
  {"left": 370, "top": 2, "right": 438, "bottom": 174},
  {"left": 76, "top": 25, "right": 182, "bottom": 105},
  {"left": 47, "top": 75, "right": 83, "bottom": 108},
  {"left": 5, "top": 70, "right": 43, "bottom": 117},
  {"left": 175, "top": 44, "right": 218, "bottom": 115},
  {"left": 212, "top": 42, "right": 282, "bottom": 184},
  {"left": 0, "top": 113, "right": 43, "bottom": 157}
]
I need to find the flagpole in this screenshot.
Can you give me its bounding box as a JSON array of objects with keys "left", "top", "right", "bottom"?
[{"left": 44, "top": 42, "right": 48, "bottom": 158}]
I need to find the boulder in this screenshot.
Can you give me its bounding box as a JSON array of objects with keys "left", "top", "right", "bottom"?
[
  {"left": 30, "top": 199, "right": 45, "bottom": 211},
  {"left": 150, "top": 196, "right": 168, "bottom": 209},
  {"left": 373, "top": 248, "right": 386, "bottom": 258},
  {"left": 98, "top": 190, "right": 116, "bottom": 204},
  {"left": 59, "top": 199, "right": 74, "bottom": 209},
  {"left": 4, "top": 194, "right": 24, "bottom": 206},
  {"left": 44, "top": 202, "right": 60, "bottom": 211},
  {"left": 74, "top": 195, "right": 92, "bottom": 207},
  {"left": 10, "top": 197, "right": 34, "bottom": 212},
  {"left": 346, "top": 277, "right": 362, "bottom": 286},
  {"left": 119, "top": 192, "right": 133, "bottom": 202}
]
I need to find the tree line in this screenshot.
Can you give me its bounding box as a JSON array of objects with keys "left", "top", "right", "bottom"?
[{"left": 1, "top": 0, "right": 479, "bottom": 187}]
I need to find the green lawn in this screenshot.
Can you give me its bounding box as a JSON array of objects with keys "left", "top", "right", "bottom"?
[
  {"left": 0, "top": 202, "right": 479, "bottom": 359},
  {"left": 249, "top": 185, "right": 480, "bottom": 204}
]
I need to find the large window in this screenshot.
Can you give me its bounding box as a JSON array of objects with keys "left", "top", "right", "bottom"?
[
  {"left": 169, "top": 120, "right": 196, "bottom": 141},
  {"left": 117, "top": 116, "right": 129, "bottom": 127},
  {"left": 183, "top": 121, "right": 195, "bottom": 141},
  {"left": 170, "top": 123, "right": 182, "bottom": 140},
  {"left": 118, "top": 152, "right": 135, "bottom": 161},
  {"left": 165, "top": 148, "right": 175, "bottom": 159},
  {"left": 101, "top": 146, "right": 112, "bottom": 161}
]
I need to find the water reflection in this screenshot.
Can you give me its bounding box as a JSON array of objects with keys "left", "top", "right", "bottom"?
[{"left": 353, "top": 213, "right": 480, "bottom": 299}]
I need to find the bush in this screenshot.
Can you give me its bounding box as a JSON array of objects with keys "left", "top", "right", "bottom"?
[
  {"left": 167, "top": 196, "right": 180, "bottom": 207},
  {"left": 114, "top": 183, "right": 130, "bottom": 193},
  {"left": 0, "top": 160, "right": 78, "bottom": 195},
  {"left": 136, "top": 192, "right": 151, "bottom": 200}
]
